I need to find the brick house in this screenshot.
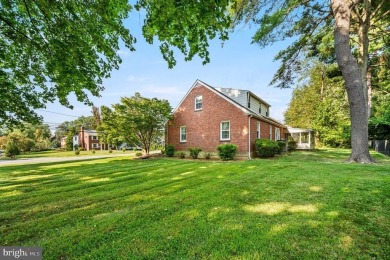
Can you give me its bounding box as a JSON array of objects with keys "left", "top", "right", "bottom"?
[{"left": 167, "top": 79, "right": 287, "bottom": 158}]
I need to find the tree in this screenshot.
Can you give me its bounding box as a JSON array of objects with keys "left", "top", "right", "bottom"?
[
  {"left": 0, "top": 0, "right": 135, "bottom": 127},
  {"left": 65, "top": 131, "right": 74, "bottom": 151},
  {"left": 285, "top": 63, "right": 351, "bottom": 147},
  {"left": 107, "top": 93, "right": 172, "bottom": 155},
  {"left": 135, "top": 1, "right": 388, "bottom": 162}
]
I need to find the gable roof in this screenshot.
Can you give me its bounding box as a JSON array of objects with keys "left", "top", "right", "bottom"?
[{"left": 174, "top": 79, "right": 286, "bottom": 128}]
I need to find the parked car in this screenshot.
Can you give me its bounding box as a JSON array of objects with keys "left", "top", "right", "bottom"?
[{"left": 125, "top": 146, "right": 142, "bottom": 151}]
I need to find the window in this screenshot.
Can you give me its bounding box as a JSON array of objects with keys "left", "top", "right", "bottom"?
[
  {"left": 266, "top": 110, "right": 269, "bottom": 117},
  {"left": 220, "top": 121, "right": 230, "bottom": 140},
  {"left": 269, "top": 125, "right": 273, "bottom": 140},
  {"left": 275, "top": 128, "right": 280, "bottom": 140},
  {"left": 259, "top": 106, "right": 262, "bottom": 114},
  {"left": 91, "top": 136, "right": 98, "bottom": 140},
  {"left": 256, "top": 121, "right": 261, "bottom": 138},
  {"left": 92, "top": 143, "right": 99, "bottom": 148},
  {"left": 195, "top": 96, "right": 203, "bottom": 110},
  {"left": 180, "top": 126, "right": 187, "bottom": 142},
  {"left": 248, "top": 96, "right": 251, "bottom": 108}
]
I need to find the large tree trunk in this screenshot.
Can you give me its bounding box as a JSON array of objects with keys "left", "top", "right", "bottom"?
[{"left": 331, "top": 0, "right": 374, "bottom": 163}]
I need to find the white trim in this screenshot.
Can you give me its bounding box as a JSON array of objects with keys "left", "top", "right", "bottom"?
[
  {"left": 180, "top": 126, "right": 187, "bottom": 142},
  {"left": 269, "top": 125, "right": 273, "bottom": 140},
  {"left": 256, "top": 121, "right": 261, "bottom": 139},
  {"left": 275, "top": 128, "right": 281, "bottom": 140},
  {"left": 194, "top": 95, "right": 203, "bottom": 111},
  {"left": 220, "top": 121, "right": 230, "bottom": 141}
]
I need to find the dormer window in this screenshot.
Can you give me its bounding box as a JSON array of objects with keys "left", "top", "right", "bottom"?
[
  {"left": 195, "top": 96, "right": 203, "bottom": 111},
  {"left": 259, "top": 107, "right": 262, "bottom": 114},
  {"left": 248, "top": 96, "right": 251, "bottom": 108}
]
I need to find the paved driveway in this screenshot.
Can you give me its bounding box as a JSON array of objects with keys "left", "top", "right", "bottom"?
[{"left": 0, "top": 153, "right": 133, "bottom": 167}]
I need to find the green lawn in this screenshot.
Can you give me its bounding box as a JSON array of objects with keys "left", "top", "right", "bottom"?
[
  {"left": 0, "top": 149, "right": 133, "bottom": 160},
  {"left": 0, "top": 149, "right": 389, "bottom": 259}
]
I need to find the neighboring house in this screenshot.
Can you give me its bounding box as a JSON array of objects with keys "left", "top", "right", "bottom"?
[
  {"left": 79, "top": 126, "right": 102, "bottom": 151},
  {"left": 72, "top": 135, "right": 79, "bottom": 151},
  {"left": 60, "top": 137, "right": 67, "bottom": 149},
  {"left": 167, "top": 79, "right": 287, "bottom": 158}
]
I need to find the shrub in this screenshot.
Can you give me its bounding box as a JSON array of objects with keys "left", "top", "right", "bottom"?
[
  {"left": 203, "top": 152, "right": 212, "bottom": 160},
  {"left": 122, "top": 147, "right": 126, "bottom": 152},
  {"left": 166, "top": 145, "right": 175, "bottom": 157},
  {"left": 135, "top": 152, "right": 142, "bottom": 157},
  {"left": 75, "top": 149, "right": 80, "bottom": 155},
  {"left": 5, "top": 141, "right": 20, "bottom": 158},
  {"left": 176, "top": 151, "right": 186, "bottom": 159},
  {"left": 108, "top": 148, "right": 113, "bottom": 153},
  {"left": 288, "top": 140, "right": 297, "bottom": 151},
  {"left": 276, "top": 140, "right": 287, "bottom": 154},
  {"left": 188, "top": 147, "right": 202, "bottom": 159},
  {"left": 255, "top": 139, "right": 279, "bottom": 158},
  {"left": 91, "top": 149, "right": 96, "bottom": 154},
  {"left": 217, "top": 144, "right": 237, "bottom": 161}
]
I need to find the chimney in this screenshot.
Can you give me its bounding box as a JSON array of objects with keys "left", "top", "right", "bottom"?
[{"left": 81, "top": 125, "right": 85, "bottom": 150}]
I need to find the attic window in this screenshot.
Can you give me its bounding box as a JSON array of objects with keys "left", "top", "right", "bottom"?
[
  {"left": 259, "top": 107, "right": 262, "bottom": 114},
  {"left": 248, "top": 96, "right": 251, "bottom": 108},
  {"left": 195, "top": 96, "right": 203, "bottom": 111}
]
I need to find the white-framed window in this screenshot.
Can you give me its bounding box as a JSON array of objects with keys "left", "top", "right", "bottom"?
[
  {"left": 92, "top": 143, "right": 99, "bottom": 148},
  {"left": 220, "top": 121, "right": 230, "bottom": 141},
  {"left": 275, "top": 128, "right": 281, "bottom": 140},
  {"left": 269, "top": 125, "right": 273, "bottom": 140},
  {"left": 257, "top": 121, "right": 261, "bottom": 138},
  {"left": 194, "top": 96, "right": 203, "bottom": 110},
  {"left": 91, "top": 136, "right": 98, "bottom": 140},
  {"left": 180, "top": 126, "right": 187, "bottom": 142}
]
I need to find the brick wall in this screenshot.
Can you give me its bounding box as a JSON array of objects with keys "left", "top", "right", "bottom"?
[
  {"left": 168, "top": 85, "right": 250, "bottom": 154},
  {"left": 168, "top": 84, "right": 287, "bottom": 157}
]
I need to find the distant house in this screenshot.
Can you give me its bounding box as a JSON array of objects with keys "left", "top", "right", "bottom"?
[
  {"left": 167, "top": 79, "right": 287, "bottom": 158},
  {"left": 79, "top": 126, "right": 112, "bottom": 151}
]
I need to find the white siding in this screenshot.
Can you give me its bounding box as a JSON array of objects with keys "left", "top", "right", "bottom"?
[{"left": 215, "top": 88, "right": 248, "bottom": 107}]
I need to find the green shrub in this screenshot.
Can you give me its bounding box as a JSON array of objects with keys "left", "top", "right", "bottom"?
[
  {"left": 5, "top": 141, "right": 20, "bottom": 158},
  {"left": 75, "top": 149, "right": 80, "bottom": 155},
  {"left": 276, "top": 140, "right": 287, "bottom": 154},
  {"left": 166, "top": 145, "right": 175, "bottom": 157},
  {"left": 108, "top": 148, "right": 113, "bottom": 153},
  {"left": 91, "top": 149, "right": 96, "bottom": 154},
  {"left": 288, "top": 140, "right": 297, "bottom": 151},
  {"left": 176, "top": 151, "right": 186, "bottom": 159},
  {"left": 255, "top": 139, "right": 279, "bottom": 158},
  {"left": 203, "top": 152, "right": 212, "bottom": 160},
  {"left": 217, "top": 144, "right": 237, "bottom": 161},
  {"left": 135, "top": 152, "right": 142, "bottom": 157},
  {"left": 122, "top": 147, "right": 126, "bottom": 152},
  {"left": 188, "top": 147, "right": 202, "bottom": 159}
]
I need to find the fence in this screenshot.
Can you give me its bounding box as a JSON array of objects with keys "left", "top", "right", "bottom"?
[{"left": 372, "top": 140, "right": 390, "bottom": 156}]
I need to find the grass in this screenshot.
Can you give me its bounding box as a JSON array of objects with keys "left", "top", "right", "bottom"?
[
  {"left": 0, "top": 149, "right": 132, "bottom": 160},
  {"left": 0, "top": 149, "right": 389, "bottom": 259}
]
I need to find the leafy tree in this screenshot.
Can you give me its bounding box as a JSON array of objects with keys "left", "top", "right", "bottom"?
[
  {"left": 65, "top": 131, "right": 74, "bottom": 151},
  {"left": 5, "top": 140, "right": 20, "bottom": 158},
  {"left": 107, "top": 93, "right": 172, "bottom": 155},
  {"left": 285, "top": 63, "right": 351, "bottom": 147},
  {"left": 0, "top": 0, "right": 135, "bottom": 127}
]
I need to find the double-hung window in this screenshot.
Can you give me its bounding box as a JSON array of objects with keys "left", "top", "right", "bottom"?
[
  {"left": 257, "top": 121, "right": 261, "bottom": 138},
  {"left": 269, "top": 125, "right": 273, "bottom": 140},
  {"left": 180, "top": 126, "right": 187, "bottom": 142},
  {"left": 220, "top": 121, "right": 230, "bottom": 141},
  {"left": 195, "top": 96, "right": 203, "bottom": 110}
]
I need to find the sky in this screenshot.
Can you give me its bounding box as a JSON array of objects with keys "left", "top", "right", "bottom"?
[{"left": 37, "top": 12, "right": 294, "bottom": 131}]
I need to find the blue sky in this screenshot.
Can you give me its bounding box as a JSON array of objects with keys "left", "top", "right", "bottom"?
[{"left": 37, "top": 13, "right": 294, "bottom": 130}]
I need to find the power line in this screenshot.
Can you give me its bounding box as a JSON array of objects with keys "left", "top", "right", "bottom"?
[{"left": 37, "top": 109, "right": 80, "bottom": 118}]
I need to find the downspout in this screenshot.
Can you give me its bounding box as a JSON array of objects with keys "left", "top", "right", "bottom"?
[{"left": 248, "top": 115, "right": 252, "bottom": 159}]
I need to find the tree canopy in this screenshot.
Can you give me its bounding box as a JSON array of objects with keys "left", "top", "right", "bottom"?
[
  {"left": 98, "top": 93, "right": 172, "bottom": 154},
  {"left": 0, "top": 0, "right": 135, "bottom": 127}
]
